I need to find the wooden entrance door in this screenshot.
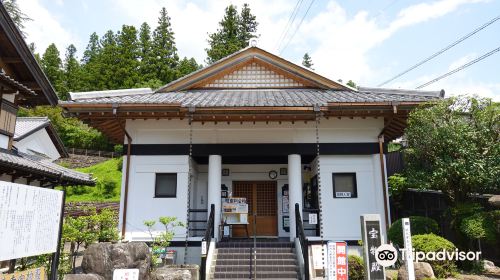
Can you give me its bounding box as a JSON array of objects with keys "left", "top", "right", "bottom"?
[{"left": 232, "top": 181, "right": 277, "bottom": 237}]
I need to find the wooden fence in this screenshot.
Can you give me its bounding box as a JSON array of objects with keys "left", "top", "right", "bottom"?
[{"left": 66, "top": 147, "right": 122, "bottom": 158}]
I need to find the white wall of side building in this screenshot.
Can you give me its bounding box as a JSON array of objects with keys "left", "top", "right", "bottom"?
[
  {"left": 0, "top": 134, "right": 9, "bottom": 149},
  {"left": 314, "top": 154, "right": 388, "bottom": 241},
  {"left": 14, "top": 129, "right": 61, "bottom": 161}
]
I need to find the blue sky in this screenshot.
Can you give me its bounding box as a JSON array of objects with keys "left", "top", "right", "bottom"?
[{"left": 19, "top": 0, "right": 499, "bottom": 99}]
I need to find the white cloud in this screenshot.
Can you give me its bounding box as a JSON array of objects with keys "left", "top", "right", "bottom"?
[{"left": 19, "top": 0, "right": 80, "bottom": 56}]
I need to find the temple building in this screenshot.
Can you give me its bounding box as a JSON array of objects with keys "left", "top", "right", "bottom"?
[{"left": 61, "top": 46, "right": 443, "bottom": 278}]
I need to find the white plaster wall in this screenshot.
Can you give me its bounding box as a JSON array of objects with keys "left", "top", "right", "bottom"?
[
  {"left": 125, "top": 118, "right": 383, "bottom": 144},
  {"left": 119, "top": 155, "right": 190, "bottom": 241},
  {"left": 318, "top": 155, "right": 388, "bottom": 241},
  {"left": 14, "top": 129, "right": 61, "bottom": 161},
  {"left": 0, "top": 134, "right": 9, "bottom": 149}
]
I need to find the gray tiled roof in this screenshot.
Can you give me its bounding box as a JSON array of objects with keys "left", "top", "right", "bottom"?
[
  {"left": 0, "top": 149, "right": 95, "bottom": 186},
  {"left": 14, "top": 117, "right": 50, "bottom": 139},
  {"left": 63, "top": 88, "right": 443, "bottom": 107}
]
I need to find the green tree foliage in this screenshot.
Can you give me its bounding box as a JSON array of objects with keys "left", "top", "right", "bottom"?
[
  {"left": 388, "top": 216, "right": 439, "bottom": 247},
  {"left": 404, "top": 96, "right": 499, "bottom": 205},
  {"left": 61, "top": 44, "right": 82, "bottom": 100},
  {"left": 177, "top": 57, "right": 201, "bottom": 78},
  {"left": 18, "top": 106, "right": 112, "bottom": 150},
  {"left": 346, "top": 80, "right": 357, "bottom": 88},
  {"left": 41, "top": 43, "right": 64, "bottom": 97},
  {"left": 302, "top": 53, "right": 314, "bottom": 69},
  {"left": 138, "top": 22, "right": 156, "bottom": 83},
  {"left": 412, "top": 234, "right": 458, "bottom": 277},
  {"left": 116, "top": 25, "right": 141, "bottom": 88},
  {"left": 348, "top": 255, "right": 365, "bottom": 280},
  {"left": 206, "top": 3, "right": 258, "bottom": 64},
  {"left": 144, "top": 217, "right": 185, "bottom": 266},
  {"left": 3, "top": 0, "right": 31, "bottom": 35},
  {"left": 151, "top": 7, "right": 179, "bottom": 83}
]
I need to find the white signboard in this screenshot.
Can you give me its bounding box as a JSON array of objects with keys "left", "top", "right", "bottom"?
[
  {"left": 402, "top": 218, "right": 415, "bottom": 280},
  {"left": 0, "top": 182, "right": 63, "bottom": 261},
  {"left": 113, "top": 269, "right": 139, "bottom": 280},
  {"left": 309, "top": 213, "right": 318, "bottom": 225}
]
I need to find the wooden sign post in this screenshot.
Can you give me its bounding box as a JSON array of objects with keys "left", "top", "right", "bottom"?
[
  {"left": 360, "top": 214, "right": 385, "bottom": 280},
  {"left": 402, "top": 218, "right": 415, "bottom": 280}
]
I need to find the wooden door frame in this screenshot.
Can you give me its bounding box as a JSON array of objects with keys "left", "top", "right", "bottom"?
[{"left": 232, "top": 180, "right": 278, "bottom": 237}]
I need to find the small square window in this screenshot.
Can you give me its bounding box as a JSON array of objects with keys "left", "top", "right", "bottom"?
[
  {"left": 155, "top": 173, "right": 177, "bottom": 198},
  {"left": 332, "top": 173, "right": 357, "bottom": 198}
]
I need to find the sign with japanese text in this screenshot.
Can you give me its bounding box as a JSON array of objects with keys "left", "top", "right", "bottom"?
[
  {"left": 0, "top": 267, "right": 46, "bottom": 280},
  {"left": 113, "top": 268, "right": 139, "bottom": 280},
  {"left": 360, "top": 214, "right": 385, "bottom": 280},
  {"left": 402, "top": 218, "right": 415, "bottom": 280},
  {"left": 309, "top": 213, "right": 318, "bottom": 225},
  {"left": 0, "top": 182, "right": 63, "bottom": 261},
  {"left": 327, "top": 241, "right": 348, "bottom": 280}
]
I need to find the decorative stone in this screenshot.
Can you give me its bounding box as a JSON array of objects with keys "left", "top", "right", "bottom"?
[
  {"left": 483, "top": 259, "right": 500, "bottom": 275},
  {"left": 398, "top": 262, "right": 435, "bottom": 280},
  {"left": 151, "top": 265, "right": 200, "bottom": 280},
  {"left": 82, "top": 242, "right": 151, "bottom": 280},
  {"left": 63, "top": 274, "right": 104, "bottom": 280},
  {"left": 488, "top": 195, "right": 500, "bottom": 208}
]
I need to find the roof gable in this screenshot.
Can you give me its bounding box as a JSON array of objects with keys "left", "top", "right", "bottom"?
[{"left": 157, "top": 47, "right": 351, "bottom": 92}]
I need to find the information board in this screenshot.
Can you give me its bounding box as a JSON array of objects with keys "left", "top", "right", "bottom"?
[
  {"left": 327, "top": 241, "right": 348, "bottom": 280},
  {"left": 0, "top": 182, "right": 64, "bottom": 261},
  {"left": 113, "top": 269, "right": 139, "bottom": 280},
  {"left": 0, "top": 267, "right": 46, "bottom": 280}
]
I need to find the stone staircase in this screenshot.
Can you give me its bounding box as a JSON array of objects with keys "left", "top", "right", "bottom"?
[{"left": 209, "top": 240, "right": 300, "bottom": 279}]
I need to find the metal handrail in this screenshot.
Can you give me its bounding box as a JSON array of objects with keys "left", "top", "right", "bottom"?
[
  {"left": 200, "top": 204, "right": 215, "bottom": 280},
  {"left": 295, "top": 203, "right": 309, "bottom": 280}
]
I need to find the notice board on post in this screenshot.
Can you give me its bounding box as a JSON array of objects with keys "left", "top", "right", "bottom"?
[{"left": 0, "top": 182, "right": 64, "bottom": 261}]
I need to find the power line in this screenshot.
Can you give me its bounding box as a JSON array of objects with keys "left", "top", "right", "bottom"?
[
  {"left": 379, "top": 14, "right": 500, "bottom": 87},
  {"left": 275, "top": 0, "right": 304, "bottom": 51},
  {"left": 280, "top": 0, "right": 316, "bottom": 54},
  {"left": 416, "top": 46, "right": 500, "bottom": 89}
]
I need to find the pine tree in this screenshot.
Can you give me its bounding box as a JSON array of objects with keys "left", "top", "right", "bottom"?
[
  {"left": 41, "top": 43, "right": 64, "bottom": 97},
  {"left": 3, "top": 0, "right": 31, "bottom": 35},
  {"left": 116, "top": 25, "right": 140, "bottom": 88},
  {"left": 206, "top": 3, "right": 258, "bottom": 64},
  {"left": 61, "top": 44, "right": 82, "bottom": 100},
  {"left": 151, "top": 7, "right": 179, "bottom": 84},
  {"left": 177, "top": 57, "right": 201, "bottom": 78},
  {"left": 302, "top": 53, "right": 314, "bottom": 70}
]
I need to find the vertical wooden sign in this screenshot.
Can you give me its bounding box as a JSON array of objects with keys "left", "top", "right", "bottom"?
[
  {"left": 402, "top": 218, "right": 415, "bottom": 280},
  {"left": 360, "top": 214, "right": 385, "bottom": 280}
]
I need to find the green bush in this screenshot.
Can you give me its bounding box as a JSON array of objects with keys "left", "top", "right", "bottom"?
[
  {"left": 460, "top": 211, "right": 498, "bottom": 244},
  {"left": 348, "top": 255, "right": 365, "bottom": 280},
  {"left": 388, "top": 216, "right": 439, "bottom": 247},
  {"left": 412, "top": 234, "right": 457, "bottom": 278}
]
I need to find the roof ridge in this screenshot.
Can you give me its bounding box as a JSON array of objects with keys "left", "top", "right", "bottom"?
[
  {"left": 358, "top": 86, "right": 445, "bottom": 98},
  {"left": 69, "top": 88, "right": 153, "bottom": 101}
]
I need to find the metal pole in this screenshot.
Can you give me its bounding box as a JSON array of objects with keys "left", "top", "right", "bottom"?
[{"left": 50, "top": 190, "right": 66, "bottom": 280}]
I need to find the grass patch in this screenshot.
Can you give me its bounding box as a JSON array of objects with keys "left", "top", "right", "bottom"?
[{"left": 60, "top": 157, "right": 123, "bottom": 202}]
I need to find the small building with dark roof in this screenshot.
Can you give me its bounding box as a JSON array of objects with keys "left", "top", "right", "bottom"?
[{"left": 0, "top": 3, "right": 94, "bottom": 187}]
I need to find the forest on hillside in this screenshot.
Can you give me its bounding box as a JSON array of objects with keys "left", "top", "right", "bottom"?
[{"left": 9, "top": 3, "right": 259, "bottom": 150}]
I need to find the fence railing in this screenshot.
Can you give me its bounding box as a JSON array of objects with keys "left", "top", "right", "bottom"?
[
  {"left": 66, "top": 147, "right": 122, "bottom": 158},
  {"left": 200, "top": 204, "right": 215, "bottom": 280},
  {"left": 296, "top": 203, "right": 309, "bottom": 280},
  {"left": 188, "top": 208, "right": 208, "bottom": 237}
]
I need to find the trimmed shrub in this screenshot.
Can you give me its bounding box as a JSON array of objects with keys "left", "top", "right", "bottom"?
[
  {"left": 388, "top": 216, "right": 439, "bottom": 247},
  {"left": 412, "top": 234, "right": 457, "bottom": 278},
  {"left": 348, "top": 255, "right": 365, "bottom": 280}
]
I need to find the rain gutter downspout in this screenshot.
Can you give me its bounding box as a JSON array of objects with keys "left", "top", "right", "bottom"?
[{"left": 113, "top": 104, "right": 132, "bottom": 238}]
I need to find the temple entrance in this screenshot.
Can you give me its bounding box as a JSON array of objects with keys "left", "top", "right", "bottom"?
[{"left": 232, "top": 181, "right": 278, "bottom": 237}]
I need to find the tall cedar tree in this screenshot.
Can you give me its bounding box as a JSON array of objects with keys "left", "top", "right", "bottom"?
[
  {"left": 81, "top": 32, "right": 101, "bottom": 90},
  {"left": 3, "top": 0, "right": 31, "bottom": 35},
  {"left": 61, "top": 44, "right": 82, "bottom": 100},
  {"left": 41, "top": 43, "right": 64, "bottom": 98},
  {"left": 177, "top": 57, "right": 201, "bottom": 77},
  {"left": 206, "top": 4, "right": 258, "bottom": 64},
  {"left": 116, "top": 25, "right": 141, "bottom": 88},
  {"left": 98, "top": 30, "right": 120, "bottom": 89},
  {"left": 152, "top": 7, "right": 179, "bottom": 83},
  {"left": 138, "top": 22, "right": 156, "bottom": 82},
  {"left": 302, "top": 53, "right": 313, "bottom": 69}
]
